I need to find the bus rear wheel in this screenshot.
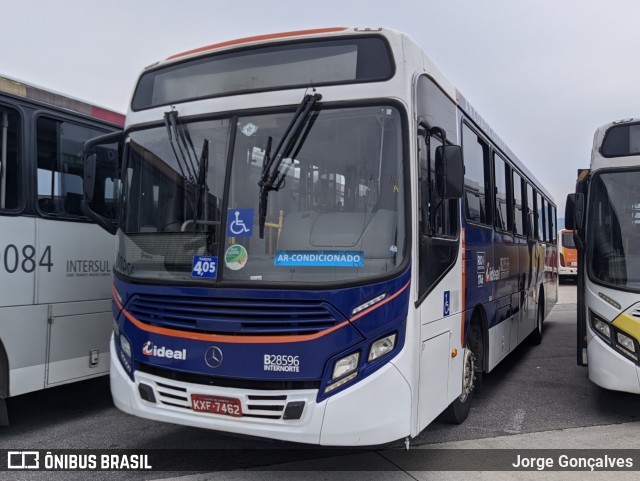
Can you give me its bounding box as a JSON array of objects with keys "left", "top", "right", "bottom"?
[
  {"left": 528, "top": 292, "right": 544, "bottom": 345},
  {"left": 442, "top": 344, "right": 476, "bottom": 424}
]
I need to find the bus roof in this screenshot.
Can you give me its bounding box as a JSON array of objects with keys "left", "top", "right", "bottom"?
[
  {"left": 0, "top": 74, "right": 124, "bottom": 126},
  {"left": 139, "top": 27, "right": 554, "bottom": 204}
]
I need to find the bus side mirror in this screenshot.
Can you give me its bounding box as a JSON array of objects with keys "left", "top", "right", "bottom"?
[
  {"left": 565, "top": 193, "right": 584, "bottom": 231},
  {"left": 82, "top": 131, "right": 123, "bottom": 235},
  {"left": 436, "top": 144, "right": 464, "bottom": 199},
  {"left": 84, "top": 153, "right": 97, "bottom": 202}
]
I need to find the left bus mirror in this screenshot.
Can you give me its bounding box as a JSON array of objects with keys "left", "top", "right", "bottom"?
[
  {"left": 565, "top": 193, "right": 584, "bottom": 231},
  {"left": 82, "top": 131, "right": 123, "bottom": 235},
  {"left": 436, "top": 144, "right": 464, "bottom": 199}
]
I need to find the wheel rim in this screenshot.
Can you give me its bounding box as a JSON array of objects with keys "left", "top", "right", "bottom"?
[{"left": 459, "top": 347, "right": 476, "bottom": 402}]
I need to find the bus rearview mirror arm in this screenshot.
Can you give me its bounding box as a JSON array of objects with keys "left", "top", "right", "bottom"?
[{"left": 81, "top": 131, "right": 123, "bottom": 235}]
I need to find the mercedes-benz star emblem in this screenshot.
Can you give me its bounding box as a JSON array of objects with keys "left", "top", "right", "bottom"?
[{"left": 204, "top": 346, "right": 223, "bottom": 368}]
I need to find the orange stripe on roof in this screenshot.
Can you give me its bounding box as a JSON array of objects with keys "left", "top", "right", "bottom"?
[
  {"left": 113, "top": 279, "right": 409, "bottom": 344},
  {"left": 167, "top": 27, "right": 349, "bottom": 60}
]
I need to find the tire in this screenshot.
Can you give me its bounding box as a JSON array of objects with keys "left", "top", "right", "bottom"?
[
  {"left": 442, "top": 343, "right": 476, "bottom": 424},
  {"left": 528, "top": 293, "right": 544, "bottom": 345}
]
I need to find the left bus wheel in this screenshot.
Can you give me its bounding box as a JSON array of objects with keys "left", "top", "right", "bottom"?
[
  {"left": 528, "top": 294, "right": 544, "bottom": 345},
  {"left": 442, "top": 344, "right": 475, "bottom": 424}
]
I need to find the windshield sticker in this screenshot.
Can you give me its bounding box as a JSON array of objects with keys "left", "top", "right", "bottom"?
[
  {"left": 191, "top": 256, "right": 218, "bottom": 278},
  {"left": 274, "top": 251, "right": 364, "bottom": 267},
  {"left": 227, "top": 208, "right": 253, "bottom": 238},
  {"left": 225, "top": 244, "right": 248, "bottom": 271},
  {"left": 240, "top": 122, "right": 258, "bottom": 137}
]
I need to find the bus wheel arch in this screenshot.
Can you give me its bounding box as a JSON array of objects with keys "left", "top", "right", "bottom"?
[
  {"left": 529, "top": 286, "right": 545, "bottom": 345},
  {"left": 443, "top": 307, "right": 486, "bottom": 424}
]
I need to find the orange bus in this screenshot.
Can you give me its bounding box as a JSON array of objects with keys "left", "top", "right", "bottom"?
[{"left": 558, "top": 229, "right": 577, "bottom": 282}]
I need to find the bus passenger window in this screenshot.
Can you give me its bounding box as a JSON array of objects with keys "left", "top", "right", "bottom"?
[
  {"left": 549, "top": 205, "right": 557, "bottom": 243},
  {"left": 0, "top": 108, "right": 21, "bottom": 210},
  {"left": 537, "top": 193, "right": 546, "bottom": 241},
  {"left": 526, "top": 183, "right": 535, "bottom": 238},
  {"left": 36, "top": 117, "right": 107, "bottom": 218},
  {"left": 494, "top": 153, "right": 510, "bottom": 231},
  {"left": 513, "top": 171, "right": 524, "bottom": 235},
  {"left": 462, "top": 124, "right": 491, "bottom": 225}
]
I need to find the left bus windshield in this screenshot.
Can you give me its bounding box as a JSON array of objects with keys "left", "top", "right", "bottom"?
[
  {"left": 587, "top": 170, "right": 640, "bottom": 290},
  {"left": 118, "top": 104, "right": 406, "bottom": 284}
]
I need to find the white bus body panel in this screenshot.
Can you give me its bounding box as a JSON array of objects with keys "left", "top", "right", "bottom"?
[
  {"left": 0, "top": 217, "right": 36, "bottom": 307},
  {"left": 0, "top": 216, "right": 115, "bottom": 396},
  {"left": 111, "top": 336, "right": 411, "bottom": 445},
  {"left": 584, "top": 280, "right": 640, "bottom": 393},
  {"left": 587, "top": 333, "right": 640, "bottom": 394}
]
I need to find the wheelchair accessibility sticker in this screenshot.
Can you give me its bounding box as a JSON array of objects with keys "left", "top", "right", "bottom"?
[{"left": 227, "top": 208, "right": 253, "bottom": 237}]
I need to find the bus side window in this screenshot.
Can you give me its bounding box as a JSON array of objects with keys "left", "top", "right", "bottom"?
[
  {"left": 462, "top": 124, "right": 491, "bottom": 226},
  {"left": 549, "top": 204, "right": 557, "bottom": 244},
  {"left": 0, "top": 108, "right": 22, "bottom": 211},
  {"left": 493, "top": 153, "right": 511, "bottom": 231},
  {"left": 512, "top": 171, "right": 524, "bottom": 235},
  {"left": 36, "top": 117, "right": 107, "bottom": 218},
  {"left": 526, "top": 182, "right": 535, "bottom": 238}
]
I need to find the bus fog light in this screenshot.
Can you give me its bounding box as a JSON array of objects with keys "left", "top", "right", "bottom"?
[
  {"left": 120, "top": 335, "right": 132, "bottom": 359},
  {"left": 324, "top": 372, "right": 358, "bottom": 394},
  {"left": 332, "top": 352, "right": 359, "bottom": 380},
  {"left": 616, "top": 332, "right": 636, "bottom": 352},
  {"left": 368, "top": 333, "right": 397, "bottom": 361}
]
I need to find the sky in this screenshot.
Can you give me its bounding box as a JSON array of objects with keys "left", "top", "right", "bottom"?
[{"left": 3, "top": 0, "right": 640, "bottom": 215}]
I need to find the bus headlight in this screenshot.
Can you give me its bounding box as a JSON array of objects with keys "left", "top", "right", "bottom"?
[
  {"left": 120, "top": 335, "right": 132, "bottom": 359},
  {"left": 590, "top": 311, "right": 611, "bottom": 341},
  {"left": 332, "top": 352, "right": 359, "bottom": 380},
  {"left": 616, "top": 332, "right": 635, "bottom": 352},
  {"left": 368, "top": 333, "right": 397, "bottom": 361}
]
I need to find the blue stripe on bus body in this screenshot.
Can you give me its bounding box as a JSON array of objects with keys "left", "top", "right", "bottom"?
[{"left": 112, "top": 269, "right": 411, "bottom": 387}]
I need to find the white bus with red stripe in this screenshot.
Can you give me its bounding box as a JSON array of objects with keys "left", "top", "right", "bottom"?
[{"left": 0, "top": 75, "right": 124, "bottom": 423}]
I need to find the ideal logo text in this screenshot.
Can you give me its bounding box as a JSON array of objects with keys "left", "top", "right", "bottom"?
[{"left": 142, "top": 341, "right": 187, "bottom": 360}]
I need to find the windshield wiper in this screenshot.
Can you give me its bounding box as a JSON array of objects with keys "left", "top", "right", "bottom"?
[
  {"left": 194, "top": 139, "right": 210, "bottom": 226},
  {"left": 164, "top": 109, "right": 199, "bottom": 184},
  {"left": 257, "top": 92, "right": 321, "bottom": 238}
]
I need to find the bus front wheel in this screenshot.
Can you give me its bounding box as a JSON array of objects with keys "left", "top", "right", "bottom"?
[{"left": 442, "top": 343, "right": 476, "bottom": 424}]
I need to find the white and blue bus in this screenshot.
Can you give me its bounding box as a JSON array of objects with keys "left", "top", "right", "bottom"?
[
  {"left": 0, "top": 74, "right": 123, "bottom": 423},
  {"left": 567, "top": 118, "right": 640, "bottom": 394},
  {"left": 83, "top": 27, "right": 557, "bottom": 445}
]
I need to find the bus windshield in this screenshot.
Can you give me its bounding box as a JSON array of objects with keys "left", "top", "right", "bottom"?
[
  {"left": 561, "top": 231, "right": 576, "bottom": 249},
  {"left": 587, "top": 170, "right": 640, "bottom": 290},
  {"left": 117, "top": 104, "right": 406, "bottom": 284}
]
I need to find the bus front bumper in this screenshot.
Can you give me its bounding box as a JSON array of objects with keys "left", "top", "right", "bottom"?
[
  {"left": 558, "top": 266, "right": 577, "bottom": 277},
  {"left": 110, "top": 337, "right": 411, "bottom": 445},
  {"left": 587, "top": 333, "right": 640, "bottom": 394}
]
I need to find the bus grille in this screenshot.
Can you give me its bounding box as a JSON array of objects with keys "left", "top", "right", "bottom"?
[{"left": 126, "top": 293, "right": 343, "bottom": 336}]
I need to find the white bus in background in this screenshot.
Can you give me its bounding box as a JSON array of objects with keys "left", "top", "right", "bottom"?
[
  {"left": 0, "top": 75, "right": 124, "bottom": 423},
  {"left": 567, "top": 118, "right": 640, "bottom": 394}
]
